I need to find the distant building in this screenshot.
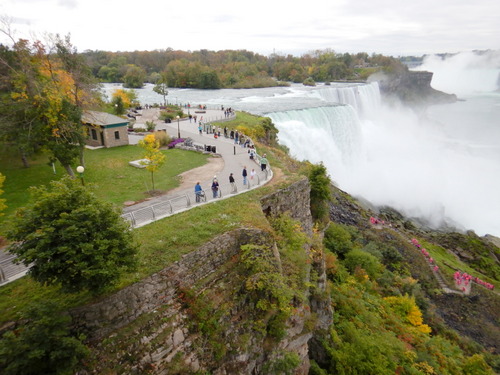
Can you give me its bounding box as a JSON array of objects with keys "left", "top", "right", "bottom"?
[{"left": 82, "top": 111, "right": 129, "bottom": 148}]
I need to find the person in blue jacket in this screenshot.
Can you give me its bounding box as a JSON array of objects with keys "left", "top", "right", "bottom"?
[{"left": 194, "top": 182, "right": 203, "bottom": 202}]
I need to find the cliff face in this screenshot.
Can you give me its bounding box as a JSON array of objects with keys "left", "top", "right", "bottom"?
[
  {"left": 74, "top": 178, "right": 332, "bottom": 374},
  {"left": 328, "top": 185, "right": 500, "bottom": 355},
  {"left": 374, "top": 70, "right": 457, "bottom": 106}
]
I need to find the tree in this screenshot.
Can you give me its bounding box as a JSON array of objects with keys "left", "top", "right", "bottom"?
[
  {"left": 138, "top": 134, "right": 166, "bottom": 191},
  {"left": 0, "top": 33, "right": 97, "bottom": 176},
  {"left": 0, "top": 301, "right": 89, "bottom": 375},
  {"left": 111, "top": 88, "right": 137, "bottom": 113},
  {"left": 308, "top": 163, "right": 331, "bottom": 223},
  {"left": 199, "top": 70, "right": 221, "bottom": 89},
  {"left": 153, "top": 74, "right": 169, "bottom": 106},
  {"left": 123, "top": 64, "right": 146, "bottom": 88},
  {"left": 6, "top": 178, "right": 138, "bottom": 293}
]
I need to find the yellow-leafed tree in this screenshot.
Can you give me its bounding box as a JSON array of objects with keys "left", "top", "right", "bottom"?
[
  {"left": 138, "top": 134, "right": 166, "bottom": 192},
  {"left": 384, "top": 295, "right": 432, "bottom": 334}
]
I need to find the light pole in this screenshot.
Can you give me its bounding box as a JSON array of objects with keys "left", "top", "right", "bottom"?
[
  {"left": 76, "top": 165, "right": 85, "bottom": 186},
  {"left": 176, "top": 115, "right": 180, "bottom": 138}
]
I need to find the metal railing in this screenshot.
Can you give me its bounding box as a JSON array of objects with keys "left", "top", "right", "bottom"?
[{"left": 122, "top": 194, "right": 190, "bottom": 228}]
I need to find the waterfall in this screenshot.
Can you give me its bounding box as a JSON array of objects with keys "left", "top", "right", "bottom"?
[
  {"left": 313, "top": 82, "right": 381, "bottom": 117},
  {"left": 268, "top": 82, "right": 382, "bottom": 184},
  {"left": 269, "top": 104, "right": 363, "bottom": 185}
]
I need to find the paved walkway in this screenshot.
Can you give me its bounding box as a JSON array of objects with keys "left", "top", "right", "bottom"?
[{"left": 122, "top": 107, "right": 272, "bottom": 227}]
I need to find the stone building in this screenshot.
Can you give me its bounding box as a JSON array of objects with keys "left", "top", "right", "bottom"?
[{"left": 82, "top": 111, "right": 130, "bottom": 148}]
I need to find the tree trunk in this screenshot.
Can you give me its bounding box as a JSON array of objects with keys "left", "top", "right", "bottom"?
[
  {"left": 79, "top": 146, "right": 85, "bottom": 168},
  {"left": 63, "top": 163, "right": 75, "bottom": 177},
  {"left": 20, "top": 151, "right": 30, "bottom": 168},
  {"left": 151, "top": 171, "right": 155, "bottom": 191}
]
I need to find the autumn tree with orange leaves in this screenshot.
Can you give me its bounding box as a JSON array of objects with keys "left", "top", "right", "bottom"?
[{"left": 0, "top": 30, "right": 99, "bottom": 175}]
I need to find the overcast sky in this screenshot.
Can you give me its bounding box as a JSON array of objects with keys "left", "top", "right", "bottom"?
[{"left": 1, "top": 0, "right": 499, "bottom": 56}]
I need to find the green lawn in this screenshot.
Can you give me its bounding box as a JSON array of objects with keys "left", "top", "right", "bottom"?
[{"left": 0, "top": 145, "right": 210, "bottom": 233}]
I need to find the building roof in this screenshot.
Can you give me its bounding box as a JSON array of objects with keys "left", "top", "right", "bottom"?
[{"left": 82, "top": 111, "right": 129, "bottom": 127}]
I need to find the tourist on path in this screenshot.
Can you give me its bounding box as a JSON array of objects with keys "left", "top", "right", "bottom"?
[
  {"left": 250, "top": 168, "right": 256, "bottom": 181},
  {"left": 194, "top": 182, "right": 203, "bottom": 203},
  {"left": 260, "top": 154, "right": 268, "bottom": 172},
  {"left": 211, "top": 178, "right": 219, "bottom": 198},
  {"left": 229, "top": 173, "right": 236, "bottom": 193},
  {"left": 242, "top": 166, "right": 248, "bottom": 185}
]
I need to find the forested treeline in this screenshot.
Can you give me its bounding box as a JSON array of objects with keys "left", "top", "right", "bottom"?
[{"left": 81, "top": 48, "right": 408, "bottom": 89}]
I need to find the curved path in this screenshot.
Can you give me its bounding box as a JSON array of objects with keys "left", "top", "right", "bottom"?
[{"left": 122, "top": 107, "right": 273, "bottom": 227}]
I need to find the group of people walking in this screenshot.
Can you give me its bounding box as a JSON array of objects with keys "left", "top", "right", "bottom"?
[{"left": 194, "top": 166, "right": 259, "bottom": 202}]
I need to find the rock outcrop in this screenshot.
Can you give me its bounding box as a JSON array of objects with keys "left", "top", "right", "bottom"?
[{"left": 373, "top": 70, "right": 457, "bottom": 107}]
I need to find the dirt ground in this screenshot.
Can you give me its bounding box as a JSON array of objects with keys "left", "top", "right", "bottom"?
[{"left": 168, "top": 156, "right": 225, "bottom": 194}]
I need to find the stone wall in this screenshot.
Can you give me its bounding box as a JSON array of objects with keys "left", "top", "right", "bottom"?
[
  {"left": 103, "top": 126, "right": 129, "bottom": 147},
  {"left": 261, "top": 177, "right": 314, "bottom": 235},
  {"left": 71, "top": 228, "right": 274, "bottom": 340}
]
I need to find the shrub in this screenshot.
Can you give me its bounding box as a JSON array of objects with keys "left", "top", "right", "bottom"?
[
  {"left": 167, "top": 138, "right": 184, "bottom": 149},
  {"left": 344, "top": 248, "right": 383, "bottom": 280},
  {"left": 303, "top": 77, "right": 316, "bottom": 86},
  {"left": 240, "top": 244, "right": 294, "bottom": 314},
  {"left": 263, "top": 351, "right": 301, "bottom": 375},
  {"left": 309, "top": 163, "right": 331, "bottom": 224},
  {"left": 324, "top": 223, "right": 353, "bottom": 259},
  {"left": 153, "top": 131, "right": 171, "bottom": 147},
  {"left": 159, "top": 111, "right": 175, "bottom": 122},
  {"left": 0, "top": 301, "right": 89, "bottom": 375},
  {"left": 145, "top": 121, "right": 156, "bottom": 131}
]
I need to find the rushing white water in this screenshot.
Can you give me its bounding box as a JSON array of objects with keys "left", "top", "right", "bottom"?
[
  {"left": 269, "top": 59, "right": 500, "bottom": 237},
  {"left": 312, "top": 82, "right": 382, "bottom": 117},
  {"left": 416, "top": 51, "right": 500, "bottom": 96},
  {"left": 102, "top": 57, "right": 500, "bottom": 236}
]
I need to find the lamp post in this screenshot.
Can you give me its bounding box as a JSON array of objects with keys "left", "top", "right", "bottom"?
[
  {"left": 76, "top": 165, "right": 85, "bottom": 186},
  {"left": 176, "top": 115, "right": 180, "bottom": 138}
]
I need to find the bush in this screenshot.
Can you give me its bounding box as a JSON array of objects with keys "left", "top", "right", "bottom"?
[
  {"left": 0, "top": 301, "right": 89, "bottom": 375},
  {"left": 145, "top": 121, "right": 156, "bottom": 131},
  {"left": 344, "top": 248, "right": 383, "bottom": 280},
  {"left": 159, "top": 111, "right": 175, "bottom": 122},
  {"left": 167, "top": 138, "right": 184, "bottom": 149},
  {"left": 153, "top": 131, "right": 171, "bottom": 147},
  {"left": 303, "top": 77, "right": 316, "bottom": 86},
  {"left": 324, "top": 223, "right": 353, "bottom": 259},
  {"left": 308, "top": 163, "right": 331, "bottom": 224}
]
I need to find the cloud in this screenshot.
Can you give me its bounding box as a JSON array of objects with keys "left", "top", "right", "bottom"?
[{"left": 2, "top": 0, "right": 500, "bottom": 55}]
